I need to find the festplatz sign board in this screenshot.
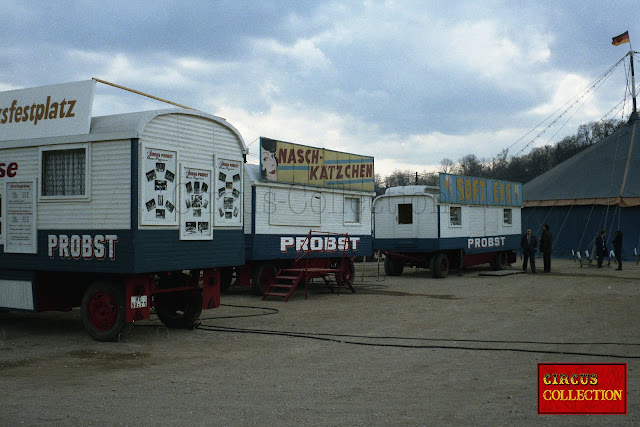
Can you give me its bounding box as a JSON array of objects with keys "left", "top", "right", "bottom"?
[{"left": 0, "top": 80, "right": 95, "bottom": 141}]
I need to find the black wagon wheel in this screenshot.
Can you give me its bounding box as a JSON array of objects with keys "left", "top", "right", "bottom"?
[
  {"left": 252, "top": 263, "right": 277, "bottom": 295},
  {"left": 491, "top": 251, "right": 509, "bottom": 271},
  {"left": 384, "top": 256, "right": 404, "bottom": 276},
  {"left": 220, "top": 267, "right": 234, "bottom": 292},
  {"left": 433, "top": 253, "right": 450, "bottom": 278},
  {"left": 154, "top": 292, "right": 203, "bottom": 329}
]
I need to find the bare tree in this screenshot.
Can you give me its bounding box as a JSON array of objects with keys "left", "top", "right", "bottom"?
[
  {"left": 439, "top": 158, "right": 455, "bottom": 174},
  {"left": 457, "top": 154, "right": 485, "bottom": 177},
  {"left": 374, "top": 174, "right": 386, "bottom": 195},
  {"left": 385, "top": 169, "right": 414, "bottom": 187}
]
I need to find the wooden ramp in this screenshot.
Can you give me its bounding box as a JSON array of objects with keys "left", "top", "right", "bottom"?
[{"left": 478, "top": 270, "right": 526, "bottom": 276}]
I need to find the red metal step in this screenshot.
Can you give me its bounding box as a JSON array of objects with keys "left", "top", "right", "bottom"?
[
  {"left": 261, "top": 263, "right": 355, "bottom": 302},
  {"left": 261, "top": 269, "right": 304, "bottom": 302}
]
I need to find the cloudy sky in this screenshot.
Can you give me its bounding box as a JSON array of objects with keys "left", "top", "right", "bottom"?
[{"left": 1, "top": 0, "right": 638, "bottom": 177}]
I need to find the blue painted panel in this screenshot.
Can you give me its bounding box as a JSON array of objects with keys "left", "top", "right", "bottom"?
[
  {"left": 133, "top": 229, "right": 245, "bottom": 272},
  {"left": 247, "top": 233, "right": 373, "bottom": 261},
  {"left": 0, "top": 269, "right": 34, "bottom": 281},
  {"left": 440, "top": 173, "right": 523, "bottom": 206},
  {"left": 0, "top": 230, "right": 134, "bottom": 273},
  {"left": 373, "top": 238, "right": 439, "bottom": 252},
  {"left": 374, "top": 234, "right": 520, "bottom": 254},
  {"left": 0, "top": 228, "right": 245, "bottom": 274}
]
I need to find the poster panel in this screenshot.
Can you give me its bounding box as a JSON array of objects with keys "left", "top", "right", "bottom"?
[
  {"left": 4, "top": 180, "right": 37, "bottom": 254},
  {"left": 180, "top": 165, "right": 213, "bottom": 240},
  {"left": 214, "top": 158, "right": 242, "bottom": 226},
  {"left": 258, "top": 137, "right": 374, "bottom": 191},
  {"left": 141, "top": 147, "right": 178, "bottom": 225}
]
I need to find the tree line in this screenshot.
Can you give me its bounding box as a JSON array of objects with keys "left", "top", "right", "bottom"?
[{"left": 375, "top": 118, "right": 625, "bottom": 195}]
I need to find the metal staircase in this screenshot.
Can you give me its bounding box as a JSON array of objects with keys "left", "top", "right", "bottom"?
[{"left": 261, "top": 230, "right": 356, "bottom": 302}]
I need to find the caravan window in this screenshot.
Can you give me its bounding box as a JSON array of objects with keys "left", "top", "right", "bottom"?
[
  {"left": 40, "top": 144, "right": 90, "bottom": 199},
  {"left": 503, "top": 208, "right": 513, "bottom": 225},
  {"left": 344, "top": 196, "right": 361, "bottom": 224},
  {"left": 450, "top": 206, "right": 462, "bottom": 226},
  {"left": 398, "top": 203, "right": 412, "bottom": 224}
]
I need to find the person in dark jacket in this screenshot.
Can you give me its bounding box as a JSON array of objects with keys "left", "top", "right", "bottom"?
[
  {"left": 595, "top": 229, "right": 607, "bottom": 268},
  {"left": 521, "top": 228, "right": 537, "bottom": 273},
  {"left": 613, "top": 230, "right": 623, "bottom": 270},
  {"left": 539, "top": 224, "right": 552, "bottom": 273}
]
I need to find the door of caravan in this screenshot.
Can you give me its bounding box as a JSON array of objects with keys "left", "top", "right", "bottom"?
[{"left": 394, "top": 201, "right": 417, "bottom": 239}]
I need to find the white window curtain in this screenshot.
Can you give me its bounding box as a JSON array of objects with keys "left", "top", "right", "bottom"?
[{"left": 42, "top": 148, "right": 85, "bottom": 196}]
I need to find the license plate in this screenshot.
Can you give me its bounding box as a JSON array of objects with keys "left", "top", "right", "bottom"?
[{"left": 130, "top": 295, "right": 148, "bottom": 309}]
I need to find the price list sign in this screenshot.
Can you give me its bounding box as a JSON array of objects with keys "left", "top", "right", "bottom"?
[{"left": 5, "top": 180, "right": 37, "bottom": 254}]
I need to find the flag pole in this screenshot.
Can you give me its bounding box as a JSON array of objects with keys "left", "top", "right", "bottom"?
[
  {"left": 630, "top": 50, "right": 637, "bottom": 114},
  {"left": 629, "top": 34, "right": 637, "bottom": 115}
]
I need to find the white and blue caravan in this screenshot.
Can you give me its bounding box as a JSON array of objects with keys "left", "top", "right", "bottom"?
[
  {"left": 0, "top": 81, "right": 246, "bottom": 340},
  {"left": 373, "top": 174, "right": 522, "bottom": 277},
  {"left": 226, "top": 137, "right": 374, "bottom": 298}
]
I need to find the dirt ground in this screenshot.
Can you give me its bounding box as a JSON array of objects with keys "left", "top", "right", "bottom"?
[{"left": 1, "top": 258, "right": 639, "bottom": 426}]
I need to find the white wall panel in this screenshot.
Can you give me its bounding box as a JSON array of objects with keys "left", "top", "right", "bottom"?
[
  {"left": 0, "top": 279, "right": 34, "bottom": 310},
  {"left": 1, "top": 142, "right": 131, "bottom": 231},
  {"left": 37, "top": 140, "right": 131, "bottom": 229},
  {"left": 253, "top": 184, "right": 372, "bottom": 236}
]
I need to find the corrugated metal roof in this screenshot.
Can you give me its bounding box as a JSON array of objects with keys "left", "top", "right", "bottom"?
[
  {"left": 524, "top": 117, "right": 640, "bottom": 206},
  {"left": 384, "top": 185, "right": 440, "bottom": 196}
]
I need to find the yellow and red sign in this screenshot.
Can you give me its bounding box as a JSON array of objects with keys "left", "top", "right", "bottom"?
[
  {"left": 259, "top": 137, "right": 374, "bottom": 191},
  {"left": 537, "top": 363, "right": 627, "bottom": 415}
]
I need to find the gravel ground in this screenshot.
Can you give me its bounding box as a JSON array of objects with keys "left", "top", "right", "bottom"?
[{"left": 1, "top": 258, "right": 639, "bottom": 426}]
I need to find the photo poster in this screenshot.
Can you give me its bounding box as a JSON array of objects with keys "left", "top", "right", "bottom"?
[
  {"left": 141, "top": 147, "right": 178, "bottom": 225},
  {"left": 4, "top": 180, "right": 37, "bottom": 254},
  {"left": 180, "top": 165, "right": 213, "bottom": 240},
  {"left": 215, "top": 158, "right": 242, "bottom": 226}
]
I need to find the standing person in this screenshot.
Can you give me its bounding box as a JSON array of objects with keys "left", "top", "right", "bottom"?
[
  {"left": 595, "top": 229, "right": 607, "bottom": 268},
  {"left": 613, "top": 230, "right": 623, "bottom": 271},
  {"left": 520, "top": 228, "right": 538, "bottom": 274},
  {"left": 539, "top": 224, "right": 553, "bottom": 273}
]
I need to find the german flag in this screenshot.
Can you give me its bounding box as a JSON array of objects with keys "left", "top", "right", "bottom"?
[{"left": 612, "top": 31, "right": 630, "bottom": 46}]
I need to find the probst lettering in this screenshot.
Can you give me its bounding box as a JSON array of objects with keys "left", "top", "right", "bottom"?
[
  {"left": 467, "top": 236, "right": 506, "bottom": 249},
  {"left": 0, "top": 97, "right": 77, "bottom": 126},
  {"left": 281, "top": 236, "right": 360, "bottom": 253},
  {"left": 48, "top": 234, "right": 119, "bottom": 260}
]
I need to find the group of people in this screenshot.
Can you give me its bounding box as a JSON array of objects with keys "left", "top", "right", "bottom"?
[
  {"left": 596, "top": 229, "right": 624, "bottom": 270},
  {"left": 520, "top": 225, "right": 624, "bottom": 273},
  {"left": 520, "top": 225, "right": 552, "bottom": 274}
]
